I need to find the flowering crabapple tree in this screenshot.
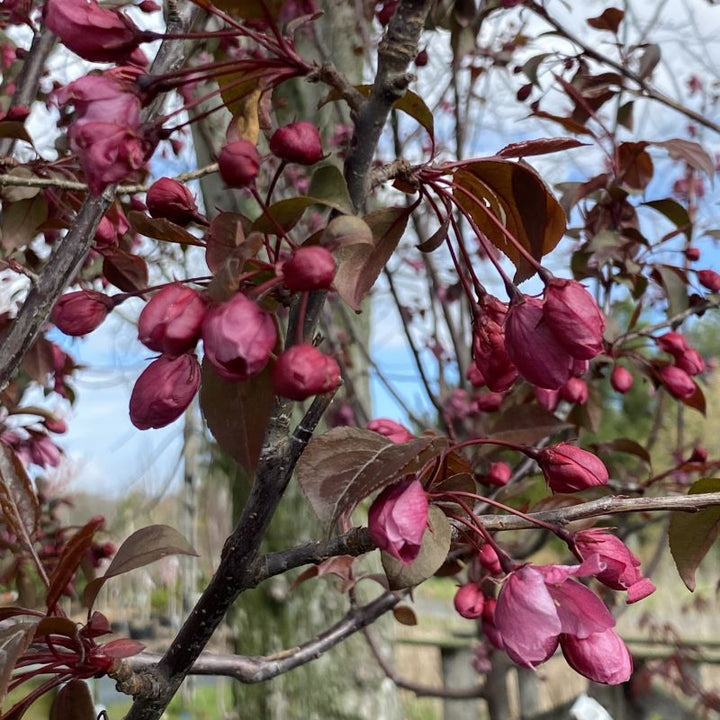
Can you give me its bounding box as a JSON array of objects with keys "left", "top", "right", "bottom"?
[{"left": 0, "top": 0, "right": 719, "bottom": 718}]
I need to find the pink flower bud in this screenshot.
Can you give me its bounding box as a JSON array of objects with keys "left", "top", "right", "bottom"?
[
  {"left": 44, "top": 417, "right": 68, "bottom": 435},
  {"left": 272, "top": 344, "right": 341, "bottom": 400},
  {"left": 466, "top": 363, "right": 486, "bottom": 388},
  {"left": 44, "top": 0, "right": 143, "bottom": 64},
  {"left": 51, "top": 290, "right": 112, "bottom": 336},
  {"left": 367, "top": 418, "right": 414, "bottom": 444},
  {"left": 454, "top": 583, "right": 485, "bottom": 619},
  {"left": 218, "top": 140, "right": 260, "bottom": 188},
  {"left": 368, "top": 478, "right": 428, "bottom": 564},
  {"left": 269, "top": 122, "right": 324, "bottom": 165},
  {"left": 486, "top": 461, "right": 511, "bottom": 487},
  {"left": 472, "top": 318, "right": 518, "bottom": 393},
  {"left": 504, "top": 297, "right": 572, "bottom": 390},
  {"left": 479, "top": 544, "right": 502, "bottom": 575},
  {"left": 675, "top": 348, "right": 705, "bottom": 376},
  {"left": 202, "top": 294, "right": 277, "bottom": 381},
  {"left": 129, "top": 353, "right": 200, "bottom": 430},
  {"left": 146, "top": 178, "right": 200, "bottom": 227},
  {"left": 610, "top": 365, "right": 633, "bottom": 393},
  {"left": 559, "top": 377, "right": 588, "bottom": 405},
  {"left": 657, "top": 365, "right": 696, "bottom": 399},
  {"left": 474, "top": 391, "right": 504, "bottom": 412},
  {"left": 282, "top": 246, "right": 336, "bottom": 291},
  {"left": 689, "top": 445, "right": 708, "bottom": 463},
  {"left": 685, "top": 247, "right": 700, "bottom": 261},
  {"left": 697, "top": 269, "right": 720, "bottom": 292},
  {"left": 542, "top": 279, "right": 605, "bottom": 360},
  {"left": 534, "top": 387, "right": 560, "bottom": 412},
  {"left": 537, "top": 444, "right": 609, "bottom": 493},
  {"left": 656, "top": 331, "right": 688, "bottom": 356},
  {"left": 560, "top": 629, "right": 632, "bottom": 685},
  {"left": 138, "top": 284, "right": 207, "bottom": 356}
]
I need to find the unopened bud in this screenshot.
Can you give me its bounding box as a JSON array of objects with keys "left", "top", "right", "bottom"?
[
  {"left": 218, "top": 140, "right": 260, "bottom": 188},
  {"left": 610, "top": 365, "right": 634, "bottom": 393},
  {"left": 51, "top": 290, "right": 112, "bottom": 336},
  {"left": 657, "top": 365, "right": 695, "bottom": 399},
  {"left": 697, "top": 269, "right": 720, "bottom": 292},
  {"left": 146, "top": 177, "right": 200, "bottom": 227},
  {"left": 536, "top": 443, "right": 609, "bottom": 493},
  {"left": 272, "top": 344, "right": 340, "bottom": 400},
  {"left": 282, "top": 246, "right": 336, "bottom": 291},
  {"left": 454, "top": 583, "right": 485, "bottom": 619},
  {"left": 269, "top": 122, "right": 324, "bottom": 166}
]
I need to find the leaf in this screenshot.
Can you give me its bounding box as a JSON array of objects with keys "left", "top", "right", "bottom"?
[
  {"left": 0, "top": 195, "right": 48, "bottom": 252},
  {"left": 382, "top": 506, "right": 451, "bottom": 590},
  {"left": 34, "top": 617, "right": 78, "bottom": 640},
  {"left": 334, "top": 206, "right": 411, "bottom": 311},
  {"left": 0, "top": 120, "right": 33, "bottom": 146},
  {"left": 392, "top": 606, "right": 418, "bottom": 626},
  {"left": 321, "top": 215, "right": 374, "bottom": 249},
  {"left": 307, "top": 165, "right": 353, "bottom": 215},
  {"left": 100, "top": 638, "right": 145, "bottom": 658},
  {"left": 47, "top": 516, "right": 105, "bottom": 611},
  {"left": 453, "top": 160, "right": 566, "bottom": 283},
  {"left": 679, "top": 381, "right": 706, "bottom": 416},
  {"left": 83, "top": 524, "right": 197, "bottom": 610},
  {"left": 496, "top": 137, "right": 587, "bottom": 159},
  {"left": 199, "top": 357, "right": 275, "bottom": 474},
  {"left": 296, "top": 427, "right": 447, "bottom": 529},
  {"left": 530, "top": 110, "right": 596, "bottom": 137},
  {"left": 602, "top": 438, "right": 651, "bottom": 465},
  {"left": 587, "top": 8, "right": 624, "bottom": 33},
  {"left": 669, "top": 477, "right": 720, "bottom": 591},
  {"left": 643, "top": 199, "right": 692, "bottom": 240},
  {"left": 0, "top": 443, "right": 39, "bottom": 547},
  {"left": 252, "top": 197, "right": 318, "bottom": 234},
  {"left": 207, "top": 0, "right": 283, "bottom": 19},
  {"left": 618, "top": 142, "right": 653, "bottom": 190},
  {"left": 127, "top": 211, "right": 200, "bottom": 246},
  {"left": 205, "top": 212, "right": 255, "bottom": 274},
  {"left": 653, "top": 139, "right": 715, "bottom": 177},
  {"left": 636, "top": 44, "right": 661, "bottom": 80},
  {"left": 0, "top": 168, "right": 41, "bottom": 202},
  {"left": 652, "top": 265, "right": 688, "bottom": 317},
  {"left": 102, "top": 249, "right": 148, "bottom": 293},
  {"left": 49, "top": 680, "right": 95, "bottom": 720},
  {"left": 417, "top": 214, "right": 450, "bottom": 253},
  {"left": 0, "top": 621, "right": 37, "bottom": 712},
  {"left": 616, "top": 100, "right": 634, "bottom": 131},
  {"left": 489, "top": 405, "right": 570, "bottom": 446}
]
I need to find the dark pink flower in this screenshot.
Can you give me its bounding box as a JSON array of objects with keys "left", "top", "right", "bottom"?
[
  {"left": 472, "top": 318, "right": 518, "bottom": 393},
  {"left": 44, "top": 0, "right": 144, "bottom": 64},
  {"left": 504, "top": 297, "right": 572, "bottom": 390},
  {"left": 611, "top": 365, "right": 633, "bottom": 393},
  {"left": 656, "top": 331, "right": 688, "bottom": 356},
  {"left": 574, "top": 529, "right": 656, "bottom": 603},
  {"left": 95, "top": 204, "right": 130, "bottom": 248},
  {"left": 535, "top": 387, "right": 560, "bottom": 412},
  {"left": 536, "top": 443, "right": 609, "bottom": 493},
  {"left": 218, "top": 140, "right": 260, "bottom": 188},
  {"left": 368, "top": 478, "right": 428, "bottom": 564},
  {"left": 51, "top": 290, "right": 112, "bottom": 336},
  {"left": 202, "top": 294, "right": 277, "bottom": 381},
  {"left": 697, "top": 269, "right": 720, "bottom": 292},
  {"left": 485, "top": 461, "right": 511, "bottom": 487},
  {"left": 129, "top": 353, "right": 200, "bottom": 430},
  {"left": 146, "top": 178, "right": 201, "bottom": 227},
  {"left": 138, "top": 284, "right": 207, "bottom": 356},
  {"left": 454, "top": 583, "right": 485, "bottom": 619},
  {"left": 272, "top": 344, "right": 340, "bottom": 400},
  {"left": 543, "top": 279, "right": 605, "bottom": 360},
  {"left": 479, "top": 544, "right": 502, "bottom": 575},
  {"left": 675, "top": 348, "right": 705, "bottom": 376},
  {"left": 560, "top": 629, "right": 632, "bottom": 685},
  {"left": 657, "top": 365, "right": 695, "bottom": 399},
  {"left": 474, "top": 391, "right": 504, "bottom": 412},
  {"left": 270, "top": 122, "right": 324, "bottom": 165},
  {"left": 282, "top": 246, "right": 336, "bottom": 291},
  {"left": 366, "top": 418, "right": 414, "bottom": 444},
  {"left": 559, "top": 377, "right": 588, "bottom": 405}
]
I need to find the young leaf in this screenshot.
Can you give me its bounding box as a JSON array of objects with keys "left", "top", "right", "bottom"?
[
  {"left": 296, "top": 427, "right": 446, "bottom": 530},
  {"left": 653, "top": 138, "right": 715, "bottom": 177},
  {"left": 496, "top": 137, "right": 587, "bottom": 159},
  {"left": 102, "top": 249, "right": 149, "bottom": 293},
  {"left": 307, "top": 165, "right": 354, "bottom": 215},
  {"left": 0, "top": 195, "right": 48, "bottom": 252},
  {"left": 381, "top": 507, "right": 451, "bottom": 590},
  {"left": 127, "top": 211, "right": 200, "bottom": 246},
  {"left": 453, "top": 160, "right": 566, "bottom": 282},
  {"left": 0, "top": 443, "right": 39, "bottom": 547},
  {"left": 488, "top": 405, "right": 570, "bottom": 447},
  {"left": 0, "top": 621, "right": 37, "bottom": 711},
  {"left": 199, "top": 357, "right": 275, "bottom": 474},
  {"left": 669, "top": 477, "right": 720, "bottom": 591},
  {"left": 49, "top": 680, "right": 95, "bottom": 720},
  {"left": 643, "top": 199, "right": 692, "bottom": 240},
  {"left": 587, "top": 7, "right": 624, "bottom": 33},
  {"left": 83, "top": 524, "right": 197, "bottom": 610}
]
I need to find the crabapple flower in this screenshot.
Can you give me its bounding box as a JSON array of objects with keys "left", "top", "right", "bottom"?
[
  {"left": 270, "top": 122, "right": 324, "bottom": 165},
  {"left": 54, "top": 75, "right": 141, "bottom": 129},
  {"left": 472, "top": 317, "right": 518, "bottom": 393},
  {"left": 559, "top": 377, "right": 588, "bottom": 405},
  {"left": 675, "top": 348, "right": 705, "bottom": 376},
  {"left": 218, "top": 140, "right": 260, "bottom": 188},
  {"left": 282, "top": 246, "right": 336, "bottom": 291},
  {"left": 454, "top": 583, "right": 485, "bottom": 619},
  {"left": 146, "top": 178, "right": 201, "bottom": 226},
  {"left": 561, "top": 629, "right": 633, "bottom": 685},
  {"left": 366, "top": 418, "right": 414, "bottom": 444},
  {"left": 657, "top": 365, "right": 695, "bottom": 399},
  {"left": 202, "top": 294, "right": 277, "bottom": 381},
  {"left": 138, "top": 284, "right": 207, "bottom": 356},
  {"left": 485, "top": 461, "right": 511, "bottom": 487},
  {"left": 611, "top": 365, "right": 634, "bottom": 393},
  {"left": 51, "top": 290, "right": 113, "bottom": 336},
  {"left": 574, "top": 529, "right": 656, "bottom": 603},
  {"left": 368, "top": 478, "right": 429, "bottom": 564},
  {"left": 536, "top": 443, "right": 609, "bottom": 493},
  {"left": 272, "top": 344, "right": 340, "bottom": 400},
  {"left": 479, "top": 544, "right": 502, "bottom": 575},
  {"left": 656, "top": 331, "right": 688, "bottom": 356},
  {"left": 697, "top": 269, "right": 720, "bottom": 292},
  {"left": 129, "top": 354, "right": 201, "bottom": 430}
]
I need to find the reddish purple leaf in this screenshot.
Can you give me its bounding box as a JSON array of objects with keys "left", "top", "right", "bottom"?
[
  {"left": 587, "top": 7, "right": 624, "bottom": 33},
  {"left": 0, "top": 443, "right": 40, "bottom": 550},
  {"left": 652, "top": 138, "right": 716, "bottom": 178},
  {"left": 0, "top": 621, "right": 37, "bottom": 712},
  {"left": 101, "top": 638, "right": 145, "bottom": 658},
  {"left": 102, "top": 249, "right": 148, "bottom": 293},
  {"left": 128, "top": 210, "right": 201, "bottom": 246},
  {"left": 497, "top": 137, "right": 587, "bottom": 159},
  {"left": 49, "top": 679, "right": 95, "bottom": 720}
]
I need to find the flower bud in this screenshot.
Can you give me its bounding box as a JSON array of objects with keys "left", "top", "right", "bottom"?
[
  {"left": 479, "top": 544, "right": 502, "bottom": 575},
  {"left": 610, "top": 365, "right": 633, "bottom": 393},
  {"left": 504, "top": 297, "right": 572, "bottom": 390},
  {"left": 685, "top": 247, "right": 700, "bottom": 261},
  {"left": 689, "top": 445, "right": 708, "bottom": 463},
  {"left": 202, "top": 294, "right": 277, "bottom": 381},
  {"left": 657, "top": 365, "right": 695, "bottom": 399},
  {"left": 51, "top": 290, "right": 112, "bottom": 336},
  {"left": 44, "top": 0, "right": 143, "bottom": 64},
  {"left": 367, "top": 418, "right": 414, "bottom": 444},
  {"left": 218, "top": 140, "right": 260, "bottom": 188},
  {"left": 697, "top": 269, "right": 720, "bottom": 292},
  {"left": 485, "top": 461, "right": 511, "bottom": 487},
  {"left": 454, "top": 583, "right": 485, "bottom": 619},
  {"left": 558, "top": 377, "right": 588, "bottom": 405},
  {"left": 536, "top": 443, "right": 609, "bottom": 493},
  {"left": 368, "top": 478, "right": 428, "bottom": 564},
  {"left": 415, "top": 48, "right": 429, "bottom": 66},
  {"left": 543, "top": 279, "right": 605, "bottom": 360},
  {"left": 272, "top": 344, "right": 340, "bottom": 400},
  {"left": 146, "top": 177, "right": 200, "bottom": 226},
  {"left": 534, "top": 387, "right": 560, "bottom": 412},
  {"left": 282, "top": 246, "right": 336, "bottom": 292},
  {"left": 129, "top": 353, "right": 200, "bottom": 430},
  {"left": 656, "top": 331, "right": 688, "bottom": 356},
  {"left": 474, "top": 391, "right": 504, "bottom": 412},
  {"left": 269, "top": 122, "right": 324, "bottom": 165},
  {"left": 138, "top": 284, "right": 207, "bottom": 356},
  {"left": 675, "top": 348, "right": 705, "bottom": 376},
  {"left": 560, "top": 629, "right": 632, "bottom": 685},
  {"left": 472, "top": 318, "right": 518, "bottom": 393}
]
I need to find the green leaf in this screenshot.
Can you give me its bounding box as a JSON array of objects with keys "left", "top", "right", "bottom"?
[
  {"left": 669, "top": 477, "right": 720, "bottom": 591},
  {"left": 652, "top": 265, "right": 688, "bottom": 318},
  {"left": 308, "top": 165, "right": 353, "bottom": 215},
  {"left": 642, "top": 199, "right": 692, "bottom": 240},
  {"left": 84, "top": 524, "right": 197, "bottom": 610},
  {"left": 382, "top": 507, "right": 451, "bottom": 590}
]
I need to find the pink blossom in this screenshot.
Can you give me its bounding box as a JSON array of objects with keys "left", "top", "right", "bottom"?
[
  {"left": 560, "top": 629, "right": 632, "bottom": 685},
  {"left": 146, "top": 178, "right": 201, "bottom": 227},
  {"left": 272, "top": 344, "right": 341, "bottom": 400},
  {"left": 472, "top": 317, "right": 518, "bottom": 393},
  {"left": 51, "top": 290, "right": 112, "bottom": 336},
  {"left": 366, "top": 418, "right": 414, "bottom": 444},
  {"left": 270, "top": 122, "right": 324, "bottom": 165},
  {"left": 282, "top": 246, "right": 336, "bottom": 291},
  {"left": 485, "top": 461, "right": 511, "bottom": 487},
  {"left": 611, "top": 365, "right": 633, "bottom": 393},
  {"left": 454, "top": 583, "right": 485, "bottom": 619},
  {"left": 657, "top": 365, "right": 696, "bottom": 399},
  {"left": 536, "top": 444, "right": 609, "bottom": 493}
]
